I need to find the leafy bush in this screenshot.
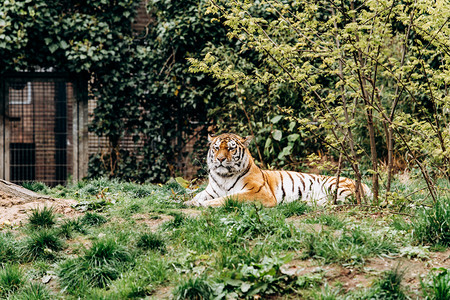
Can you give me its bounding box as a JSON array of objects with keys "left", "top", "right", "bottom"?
[
  {"left": 412, "top": 196, "right": 450, "bottom": 246},
  {"left": 22, "top": 182, "right": 48, "bottom": 193},
  {"left": 218, "top": 255, "right": 296, "bottom": 298}
]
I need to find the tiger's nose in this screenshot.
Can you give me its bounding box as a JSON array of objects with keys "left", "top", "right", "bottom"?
[{"left": 217, "top": 156, "right": 226, "bottom": 162}]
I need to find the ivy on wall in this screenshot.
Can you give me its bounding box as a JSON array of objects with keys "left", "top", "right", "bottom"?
[{"left": 0, "top": 0, "right": 230, "bottom": 182}]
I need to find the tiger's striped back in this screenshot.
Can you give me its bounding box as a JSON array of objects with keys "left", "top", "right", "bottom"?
[
  {"left": 261, "top": 170, "right": 372, "bottom": 205},
  {"left": 186, "top": 133, "right": 372, "bottom": 207}
]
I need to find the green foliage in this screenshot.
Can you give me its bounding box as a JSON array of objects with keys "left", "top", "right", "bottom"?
[
  {"left": 12, "top": 282, "right": 52, "bottom": 300},
  {"left": 173, "top": 277, "right": 214, "bottom": 300},
  {"left": 21, "top": 230, "right": 64, "bottom": 261},
  {"left": 364, "top": 267, "right": 407, "bottom": 300},
  {"left": 27, "top": 207, "right": 56, "bottom": 229},
  {"left": 217, "top": 255, "right": 297, "bottom": 298},
  {"left": 190, "top": 0, "right": 450, "bottom": 198},
  {"left": 58, "top": 238, "right": 133, "bottom": 293},
  {"left": 58, "top": 218, "right": 87, "bottom": 239},
  {"left": 0, "top": 233, "right": 18, "bottom": 264},
  {"left": 0, "top": 265, "right": 25, "bottom": 297},
  {"left": 136, "top": 232, "right": 166, "bottom": 253},
  {"left": 277, "top": 201, "right": 310, "bottom": 218},
  {"left": 80, "top": 212, "right": 107, "bottom": 227},
  {"left": 301, "top": 227, "right": 397, "bottom": 265},
  {"left": 22, "top": 182, "right": 48, "bottom": 194},
  {"left": 421, "top": 268, "right": 450, "bottom": 300},
  {"left": 412, "top": 196, "right": 450, "bottom": 246}
]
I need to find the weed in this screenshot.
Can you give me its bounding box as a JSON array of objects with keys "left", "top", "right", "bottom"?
[
  {"left": 218, "top": 255, "right": 297, "bottom": 298},
  {"left": 389, "top": 216, "right": 412, "bottom": 231},
  {"left": 0, "top": 264, "right": 25, "bottom": 297},
  {"left": 301, "top": 227, "right": 397, "bottom": 265},
  {"left": 22, "top": 181, "right": 48, "bottom": 193},
  {"left": 163, "top": 213, "right": 185, "bottom": 229},
  {"left": 81, "top": 212, "right": 107, "bottom": 227},
  {"left": 412, "top": 196, "right": 450, "bottom": 246},
  {"left": 219, "top": 197, "right": 244, "bottom": 213},
  {"left": 421, "top": 267, "right": 450, "bottom": 300},
  {"left": 173, "top": 277, "right": 213, "bottom": 300},
  {"left": 0, "top": 233, "right": 18, "bottom": 263},
  {"left": 136, "top": 232, "right": 166, "bottom": 253},
  {"left": 12, "top": 282, "right": 52, "bottom": 300},
  {"left": 27, "top": 207, "right": 56, "bottom": 229},
  {"left": 58, "top": 238, "right": 133, "bottom": 292},
  {"left": 107, "top": 254, "right": 170, "bottom": 298},
  {"left": 221, "top": 204, "right": 289, "bottom": 241},
  {"left": 278, "top": 201, "right": 309, "bottom": 218},
  {"left": 304, "top": 214, "right": 346, "bottom": 230},
  {"left": 377, "top": 267, "right": 406, "bottom": 299},
  {"left": 21, "top": 229, "right": 64, "bottom": 260},
  {"left": 58, "top": 218, "right": 87, "bottom": 238}
]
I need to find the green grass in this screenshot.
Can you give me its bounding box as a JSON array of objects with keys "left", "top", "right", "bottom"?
[
  {"left": 421, "top": 268, "right": 450, "bottom": 300},
  {"left": 173, "top": 277, "right": 214, "bottom": 300},
  {"left": 80, "top": 211, "right": 108, "bottom": 227},
  {"left": 301, "top": 226, "right": 397, "bottom": 265},
  {"left": 58, "top": 237, "right": 133, "bottom": 293},
  {"left": 0, "top": 265, "right": 25, "bottom": 297},
  {"left": 136, "top": 232, "right": 166, "bottom": 253},
  {"left": 0, "top": 233, "right": 18, "bottom": 263},
  {"left": 4, "top": 176, "right": 447, "bottom": 298},
  {"left": 27, "top": 207, "right": 56, "bottom": 229},
  {"left": 412, "top": 196, "right": 450, "bottom": 246},
  {"left": 21, "top": 229, "right": 64, "bottom": 261},
  {"left": 11, "top": 282, "right": 52, "bottom": 300}
]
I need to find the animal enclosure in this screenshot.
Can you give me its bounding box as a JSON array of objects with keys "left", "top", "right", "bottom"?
[{"left": 0, "top": 73, "right": 88, "bottom": 186}]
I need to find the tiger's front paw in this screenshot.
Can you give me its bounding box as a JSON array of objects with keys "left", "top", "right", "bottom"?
[{"left": 184, "top": 199, "right": 201, "bottom": 207}]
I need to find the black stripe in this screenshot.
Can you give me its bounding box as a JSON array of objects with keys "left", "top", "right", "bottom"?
[
  {"left": 297, "top": 174, "right": 305, "bottom": 191},
  {"left": 279, "top": 172, "right": 285, "bottom": 200},
  {"left": 206, "top": 191, "right": 215, "bottom": 199},
  {"left": 287, "top": 172, "right": 295, "bottom": 193},
  {"left": 242, "top": 182, "right": 249, "bottom": 189},
  {"left": 254, "top": 184, "right": 264, "bottom": 193},
  {"left": 338, "top": 187, "right": 347, "bottom": 196},
  {"left": 227, "top": 163, "right": 251, "bottom": 191},
  {"left": 297, "top": 184, "right": 303, "bottom": 200},
  {"left": 210, "top": 173, "right": 223, "bottom": 188},
  {"left": 210, "top": 185, "right": 220, "bottom": 197}
]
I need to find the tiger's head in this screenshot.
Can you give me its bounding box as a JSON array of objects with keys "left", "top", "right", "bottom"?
[{"left": 207, "top": 133, "right": 253, "bottom": 177}]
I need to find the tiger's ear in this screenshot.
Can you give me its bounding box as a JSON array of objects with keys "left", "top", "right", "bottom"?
[
  {"left": 208, "top": 134, "right": 214, "bottom": 143},
  {"left": 243, "top": 135, "right": 253, "bottom": 147}
]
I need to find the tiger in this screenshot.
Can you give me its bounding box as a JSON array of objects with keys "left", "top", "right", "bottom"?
[{"left": 185, "top": 133, "right": 372, "bottom": 207}]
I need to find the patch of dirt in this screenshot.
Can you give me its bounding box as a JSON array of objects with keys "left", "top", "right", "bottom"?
[
  {"left": 133, "top": 214, "right": 174, "bottom": 231},
  {"left": 282, "top": 249, "right": 450, "bottom": 293},
  {"left": 132, "top": 208, "right": 202, "bottom": 232},
  {"left": 0, "top": 179, "right": 79, "bottom": 226}
]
